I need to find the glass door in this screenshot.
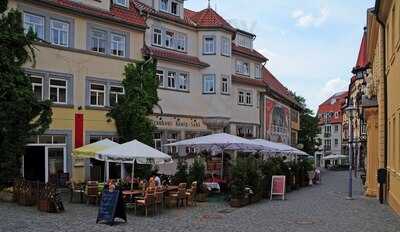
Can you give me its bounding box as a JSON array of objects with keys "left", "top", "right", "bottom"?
[{"left": 46, "top": 146, "right": 66, "bottom": 184}]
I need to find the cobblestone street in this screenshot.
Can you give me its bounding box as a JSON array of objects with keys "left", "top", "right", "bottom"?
[{"left": 1, "top": 170, "right": 399, "bottom": 232}]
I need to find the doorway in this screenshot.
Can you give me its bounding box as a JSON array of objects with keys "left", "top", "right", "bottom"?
[{"left": 24, "top": 146, "right": 45, "bottom": 182}]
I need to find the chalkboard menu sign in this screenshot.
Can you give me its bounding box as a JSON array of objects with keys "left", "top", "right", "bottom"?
[
  {"left": 96, "top": 190, "right": 127, "bottom": 226},
  {"left": 270, "top": 175, "right": 286, "bottom": 200}
]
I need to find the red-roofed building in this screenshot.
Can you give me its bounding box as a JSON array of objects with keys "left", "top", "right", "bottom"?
[{"left": 315, "top": 91, "right": 348, "bottom": 167}]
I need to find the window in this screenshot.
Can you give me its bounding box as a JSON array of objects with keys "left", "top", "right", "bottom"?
[
  {"left": 334, "top": 125, "right": 339, "bottom": 132},
  {"left": 203, "top": 36, "right": 216, "bottom": 54},
  {"left": 160, "top": 0, "right": 168, "bottom": 12},
  {"left": 156, "top": 70, "right": 164, "bottom": 87},
  {"left": 23, "top": 12, "right": 44, "bottom": 40},
  {"left": 177, "top": 73, "right": 188, "bottom": 90},
  {"left": 221, "top": 36, "right": 230, "bottom": 56},
  {"left": 153, "top": 132, "right": 162, "bottom": 151},
  {"left": 238, "top": 91, "right": 244, "bottom": 104},
  {"left": 171, "top": 2, "right": 178, "bottom": 15},
  {"left": 89, "top": 135, "right": 119, "bottom": 144},
  {"left": 221, "top": 76, "right": 229, "bottom": 94},
  {"left": 49, "top": 78, "right": 67, "bottom": 104},
  {"left": 167, "top": 71, "right": 176, "bottom": 88},
  {"left": 255, "top": 64, "right": 261, "bottom": 79},
  {"left": 245, "top": 92, "right": 253, "bottom": 105},
  {"left": 237, "top": 34, "right": 252, "bottom": 48},
  {"left": 153, "top": 28, "right": 162, "bottom": 46},
  {"left": 203, "top": 75, "right": 215, "bottom": 93},
  {"left": 176, "top": 34, "right": 186, "bottom": 51},
  {"left": 165, "top": 30, "right": 175, "bottom": 49},
  {"left": 114, "top": 0, "right": 128, "bottom": 7},
  {"left": 167, "top": 132, "right": 178, "bottom": 154},
  {"left": 236, "top": 60, "right": 250, "bottom": 75},
  {"left": 109, "top": 86, "right": 124, "bottom": 107},
  {"left": 90, "top": 84, "right": 105, "bottom": 107},
  {"left": 90, "top": 29, "right": 106, "bottom": 53},
  {"left": 334, "top": 139, "right": 339, "bottom": 146},
  {"left": 111, "top": 33, "right": 125, "bottom": 57},
  {"left": 50, "top": 20, "right": 69, "bottom": 47},
  {"left": 31, "top": 76, "right": 43, "bottom": 100}
]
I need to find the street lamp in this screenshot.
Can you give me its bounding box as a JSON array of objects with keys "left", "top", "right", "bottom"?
[{"left": 345, "top": 101, "right": 356, "bottom": 200}]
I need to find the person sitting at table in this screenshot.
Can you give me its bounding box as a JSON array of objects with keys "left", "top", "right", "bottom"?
[{"left": 153, "top": 173, "right": 161, "bottom": 187}]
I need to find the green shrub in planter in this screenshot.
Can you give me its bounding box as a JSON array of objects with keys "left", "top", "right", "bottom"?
[
  {"left": 188, "top": 156, "right": 208, "bottom": 201},
  {"left": 173, "top": 158, "right": 188, "bottom": 185}
]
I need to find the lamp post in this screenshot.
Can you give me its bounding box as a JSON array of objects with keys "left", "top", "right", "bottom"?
[{"left": 345, "top": 102, "right": 356, "bottom": 200}]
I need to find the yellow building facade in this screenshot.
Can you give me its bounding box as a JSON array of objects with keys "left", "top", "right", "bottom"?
[{"left": 366, "top": 0, "right": 400, "bottom": 215}]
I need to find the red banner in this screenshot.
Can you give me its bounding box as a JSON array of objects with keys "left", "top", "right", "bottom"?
[{"left": 75, "top": 113, "right": 84, "bottom": 148}]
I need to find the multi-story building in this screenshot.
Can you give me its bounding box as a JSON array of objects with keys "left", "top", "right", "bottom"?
[
  {"left": 315, "top": 91, "right": 348, "bottom": 167},
  {"left": 261, "top": 67, "right": 302, "bottom": 146},
  {"left": 9, "top": 0, "right": 300, "bottom": 183},
  {"left": 364, "top": 0, "right": 400, "bottom": 215}
]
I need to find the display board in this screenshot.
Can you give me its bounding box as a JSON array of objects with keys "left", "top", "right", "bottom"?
[
  {"left": 96, "top": 190, "right": 127, "bottom": 226},
  {"left": 270, "top": 175, "right": 286, "bottom": 200}
]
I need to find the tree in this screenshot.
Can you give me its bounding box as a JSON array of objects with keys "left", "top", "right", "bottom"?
[
  {"left": 293, "top": 94, "right": 319, "bottom": 155},
  {"left": 108, "top": 58, "right": 159, "bottom": 146},
  {"left": 0, "top": 2, "right": 52, "bottom": 185}
]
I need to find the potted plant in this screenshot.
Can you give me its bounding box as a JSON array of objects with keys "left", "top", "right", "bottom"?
[
  {"left": 188, "top": 157, "right": 208, "bottom": 202},
  {"left": 173, "top": 158, "right": 188, "bottom": 185},
  {"left": 230, "top": 158, "right": 247, "bottom": 207}
]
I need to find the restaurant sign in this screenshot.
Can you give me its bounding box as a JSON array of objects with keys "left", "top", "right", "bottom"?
[
  {"left": 270, "top": 175, "right": 286, "bottom": 200},
  {"left": 150, "top": 116, "right": 207, "bottom": 130}
]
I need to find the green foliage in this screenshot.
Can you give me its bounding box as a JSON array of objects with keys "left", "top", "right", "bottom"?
[
  {"left": 293, "top": 93, "right": 319, "bottom": 155},
  {"left": 188, "top": 156, "right": 206, "bottom": 193},
  {"left": 173, "top": 158, "right": 188, "bottom": 185},
  {"left": 231, "top": 157, "right": 264, "bottom": 199},
  {"left": 0, "top": 2, "right": 52, "bottom": 185},
  {"left": 108, "top": 58, "right": 159, "bottom": 146}
]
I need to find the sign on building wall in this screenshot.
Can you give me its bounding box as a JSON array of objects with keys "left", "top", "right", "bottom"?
[
  {"left": 149, "top": 115, "right": 208, "bottom": 131},
  {"left": 264, "top": 97, "right": 291, "bottom": 145}
]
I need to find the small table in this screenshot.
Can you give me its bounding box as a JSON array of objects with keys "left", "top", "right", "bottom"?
[{"left": 122, "top": 190, "right": 143, "bottom": 203}]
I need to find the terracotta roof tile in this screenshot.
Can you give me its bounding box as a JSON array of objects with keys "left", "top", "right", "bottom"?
[
  {"left": 188, "top": 7, "right": 236, "bottom": 33},
  {"left": 231, "top": 75, "right": 266, "bottom": 87},
  {"left": 142, "top": 46, "right": 209, "bottom": 68},
  {"left": 40, "top": 0, "right": 146, "bottom": 29},
  {"left": 232, "top": 43, "right": 268, "bottom": 62},
  {"left": 317, "top": 91, "right": 348, "bottom": 124},
  {"left": 262, "top": 67, "right": 299, "bottom": 106},
  {"left": 353, "top": 31, "right": 368, "bottom": 71}
]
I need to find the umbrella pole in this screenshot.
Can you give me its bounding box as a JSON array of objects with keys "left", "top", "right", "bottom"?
[
  {"left": 220, "top": 150, "right": 224, "bottom": 179},
  {"left": 131, "top": 160, "right": 135, "bottom": 190}
]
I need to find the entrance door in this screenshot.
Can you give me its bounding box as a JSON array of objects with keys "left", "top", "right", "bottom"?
[
  {"left": 24, "top": 146, "right": 45, "bottom": 182},
  {"left": 47, "top": 147, "right": 66, "bottom": 184}
]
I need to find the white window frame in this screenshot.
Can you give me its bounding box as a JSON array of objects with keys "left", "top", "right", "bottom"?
[
  {"left": 110, "top": 33, "right": 126, "bottom": 57},
  {"left": 176, "top": 33, "right": 186, "bottom": 52},
  {"left": 153, "top": 27, "right": 163, "bottom": 46},
  {"left": 221, "top": 75, "right": 229, "bottom": 94},
  {"left": 238, "top": 91, "right": 245, "bottom": 104},
  {"left": 171, "top": 1, "right": 179, "bottom": 16},
  {"left": 238, "top": 90, "right": 252, "bottom": 106},
  {"left": 165, "top": 30, "right": 175, "bottom": 49},
  {"left": 167, "top": 71, "right": 176, "bottom": 89},
  {"left": 177, "top": 73, "right": 188, "bottom": 90},
  {"left": 50, "top": 19, "right": 69, "bottom": 47},
  {"left": 236, "top": 60, "right": 250, "bottom": 75},
  {"left": 89, "top": 83, "right": 106, "bottom": 107},
  {"left": 221, "top": 36, "right": 230, "bottom": 56},
  {"left": 90, "top": 28, "right": 107, "bottom": 54},
  {"left": 114, "top": 0, "right": 128, "bottom": 7},
  {"left": 203, "top": 75, "right": 216, "bottom": 94},
  {"left": 203, "top": 36, "right": 216, "bottom": 54},
  {"left": 160, "top": 0, "right": 169, "bottom": 12},
  {"left": 255, "top": 64, "right": 261, "bottom": 79},
  {"left": 23, "top": 12, "right": 45, "bottom": 40},
  {"left": 109, "top": 85, "right": 124, "bottom": 106},
  {"left": 31, "top": 75, "right": 44, "bottom": 101},
  {"left": 245, "top": 92, "right": 253, "bottom": 105},
  {"left": 156, "top": 70, "right": 164, "bottom": 87},
  {"left": 49, "top": 78, "right": 67, "bottom": 104}
]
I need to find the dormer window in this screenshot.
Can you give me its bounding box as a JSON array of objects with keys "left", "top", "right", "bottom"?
[
  {"left": 160, "top": 0, "right": 179, "bottom": 16},
  {"left": 114, "top": 0, "right": 128, "bottom": 7},
  {"left": 171, "top": 2, "right": 178, "bottom": 15}
]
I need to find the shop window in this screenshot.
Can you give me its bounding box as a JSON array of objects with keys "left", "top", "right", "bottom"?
[
  {"left": 49, "top": 78, "right": 67, "bottom": 104},
  {"left": 23, "top": 12, "right": 44, "bottom": 40},
  {"left": 50, "top": 19, "right": 69, "bottom": 47},
  {"left": 90, "top": 84, "right": 106, "bottom": 107}
]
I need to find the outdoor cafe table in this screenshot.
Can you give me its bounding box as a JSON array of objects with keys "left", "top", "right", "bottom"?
[{"left": 122, "top": 190, "right": 143, "bottom": 202}]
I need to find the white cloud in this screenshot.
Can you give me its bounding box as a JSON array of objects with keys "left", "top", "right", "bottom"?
[
  {"left": 291, "top": 7, "right": 329, "bottom": 28},
  {"left": 320, "top": 78, "right": 348, "bottom": 100}
]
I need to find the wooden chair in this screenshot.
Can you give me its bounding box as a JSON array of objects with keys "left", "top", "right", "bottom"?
[
  {"left": 134, "top": 193, "right": 155, "bottom": 216},
  {"left": 154, "top": 190, "right": 164, "bottom": 215},
  {"left": 168, "top": 183, "right": 187, "bottom": 208},
  {"left": 186, "top": 182, "right": 197, "bottom": 207},
  {"left": 85, "top": 181, "right": 99, "bottom": 205},
  {"left": 70, "top": 182, "right": 84, "bottom": 203}
]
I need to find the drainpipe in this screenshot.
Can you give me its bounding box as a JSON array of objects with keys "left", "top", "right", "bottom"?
[{"left": 374, "top": 8, "right": 388, "bottom": 196}]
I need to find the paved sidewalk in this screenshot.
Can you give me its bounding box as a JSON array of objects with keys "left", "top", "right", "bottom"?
[{"left": 1, "top": 171, "right": 399, "bottom": 232}]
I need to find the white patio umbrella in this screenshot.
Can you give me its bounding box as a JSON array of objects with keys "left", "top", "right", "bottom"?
[
  {"left": 97, "top": 140, "right": 172, "bottom": 189},
  {"left": 164, "top": 133, "right": 268, "bottom": 177},
  {"left": 253, "top": 139, "right": 309, "bottom": 157},
  {"left": 322, "top": 154, "right": 348, "bottom": 160}
]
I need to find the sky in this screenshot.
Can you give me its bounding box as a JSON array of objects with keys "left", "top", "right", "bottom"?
[{"left": 185, "top": 0, "right": 375, "bottom": 114}]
